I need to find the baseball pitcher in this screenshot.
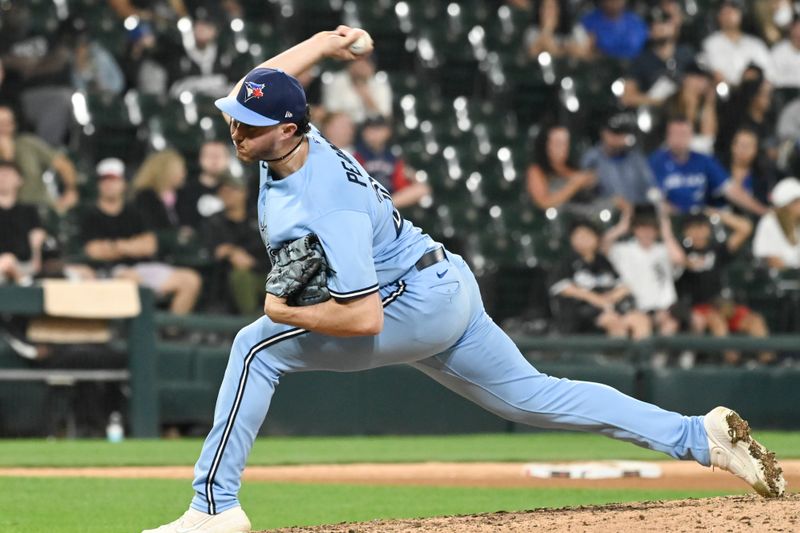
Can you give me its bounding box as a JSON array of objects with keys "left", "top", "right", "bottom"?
[{"left": 143, "top": 26, "right": 785, "bottom": 533}]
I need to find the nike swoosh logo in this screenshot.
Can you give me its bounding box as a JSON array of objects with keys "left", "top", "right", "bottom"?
[{"left": 436, "top": 269, "right": 448, "bottom": 279}]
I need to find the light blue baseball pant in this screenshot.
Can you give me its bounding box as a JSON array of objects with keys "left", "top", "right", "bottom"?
[{"left": 191, "top": 251, "right": 710, "bottom": 515}]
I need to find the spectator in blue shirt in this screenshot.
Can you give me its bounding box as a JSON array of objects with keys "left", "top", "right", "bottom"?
[
  {"left": 580, "top": 0, "right": 649, "bottom": 60},
  {"left": 648, "top": 117, "right": 767, "bottom": 215}
]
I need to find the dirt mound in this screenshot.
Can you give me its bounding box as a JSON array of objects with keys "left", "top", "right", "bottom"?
[{"left": 267, "top": 494, "right": 800, "bottom": 532}]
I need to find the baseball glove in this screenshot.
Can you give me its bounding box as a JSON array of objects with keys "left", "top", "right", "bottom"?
[{"left": 265, "top": 234, "right": 331, "bottom": 306}]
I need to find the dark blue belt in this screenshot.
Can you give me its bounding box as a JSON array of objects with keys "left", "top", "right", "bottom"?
[{"left": 415, "top": 246, "right": 446, "bottom": 271}]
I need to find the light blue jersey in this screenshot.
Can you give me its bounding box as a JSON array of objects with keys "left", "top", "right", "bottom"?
[{"left": 257, "top": 126, "right": 434, "bottom": 300}]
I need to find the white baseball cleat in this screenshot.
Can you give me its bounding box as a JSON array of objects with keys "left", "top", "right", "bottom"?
[
  {"left": 704, "top": 406, "right": 786, "bottom": 498},
  {"left": 141, "top": 506, "right": 251, "bottom": 533}
]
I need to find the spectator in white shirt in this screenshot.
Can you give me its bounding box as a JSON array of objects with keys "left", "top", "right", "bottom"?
[
  {"left": 770, "top": 17, "right": 800, "bottom": 89},
  {"left": 602, "top": 205, "right": 683, "bottom": 336},
  {"left": 753, "top": 177, "right": 800, "bottom": 269},
  {"left": 702, "top": 0, "right": 773, "bottom": 86},
  {"left": 321, "top": 56, "right": 392, "bottom": 124},
  {"left": 776, "top": 96, "right": 800, "bottom": 142}
]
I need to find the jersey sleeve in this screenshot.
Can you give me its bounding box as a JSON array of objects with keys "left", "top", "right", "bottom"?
[
  {"left": 705, "top": 155, "right": 730, "bottom": 197},
  {"left": 20, "top": 134, "right": 57, "bottom": 167},
  {"left": 310, "top": 209, "right": 379, "bottom": 301}
]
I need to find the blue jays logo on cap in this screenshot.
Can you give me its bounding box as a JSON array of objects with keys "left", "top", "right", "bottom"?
[
  {"left": 243, "top": 81, "right": 265, "bottom": 103},
  {"left": 215, "top": 68, "right": 307, "bottom": 127}
]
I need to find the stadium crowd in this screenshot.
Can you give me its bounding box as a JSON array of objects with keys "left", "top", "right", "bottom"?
[{"left": 0, "top": 0, "right": 799, "bottom": 367}]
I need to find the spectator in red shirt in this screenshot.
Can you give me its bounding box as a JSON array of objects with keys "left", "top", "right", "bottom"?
[{"left": 354, "top": 116, "right": 430, "bottom": 209}]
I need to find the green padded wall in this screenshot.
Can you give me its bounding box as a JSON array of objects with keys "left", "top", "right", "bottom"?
[{"left": 641, "top": 367, "right": 800, "bottom": 429}]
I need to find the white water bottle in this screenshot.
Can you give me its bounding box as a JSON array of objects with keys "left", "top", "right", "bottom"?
[{"left": 106, "top": 411, "right": 125, "bottom": 443}]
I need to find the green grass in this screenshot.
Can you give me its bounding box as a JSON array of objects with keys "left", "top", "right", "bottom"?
[
  {"left": 0, "top": 431, "right": 800, "bottom": 466},
  {"left": 0, "top": 477, "right": 734, "bottom": 533},
  {"left": 3, "top": 431, "right": 800, "bottom": 467},
  {"left": 0, "top": 433, "right": 795, "bottom": 531}
]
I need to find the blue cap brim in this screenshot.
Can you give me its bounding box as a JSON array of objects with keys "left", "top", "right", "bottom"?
[{"left": 215, "top": 96, "right": 280, "bottom": 127}]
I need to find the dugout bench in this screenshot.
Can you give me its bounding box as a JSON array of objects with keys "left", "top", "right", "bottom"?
[{"left": 0, "top": 284, "right": 159, "bottom": 437}]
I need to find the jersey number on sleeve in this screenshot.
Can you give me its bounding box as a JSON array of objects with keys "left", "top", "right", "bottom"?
[{"left": 368, "top": 175, "right": 403, "bottom": 237}]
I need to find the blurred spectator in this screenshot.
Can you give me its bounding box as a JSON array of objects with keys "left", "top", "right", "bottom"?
[
  {"left": 109, "top": 0, "right": 189, "bottom": 19},
  {"left": 648, "top": 117, "right": 767, "bottom": 215},
  {"left": 770, "top": 16, "right": 800, "bottom": 88},
  {"left": 0, "top": 57, "right": 6, "bottom": 98},
  {"left": 550, "top": 220, "right": 650, "bottom": 338},
  {"left": 354, "top": 117, "right": 430, "bottom": 209},
  {"left": 776, "top": 95, "right": 800, "bottom": 142},
  {"left": 754, "top": 0, "right": 795, "bottom": 45},
  {"left": 204, "top": 176, "right": 267, "bottom": 315},
  {"left": 177, "top": 140, "right": 232, "bottom": 227},
  {"left": 321, "top": 56, "right": 392, "bottom": 124},
  {"left": 0, "top": 4, "right": 74, "bottom": 146},
  {"left": 123, "top": 17, "right": 169, "bottom": 95},
  {"left": 580, "top": 112, "right": 656, "bottom": 206},
  {"left": 524, "top": 0, "right": 587, "bottom": 60},
  {"left": 723, "top": 128, "right": 776, "bottom": 205},
  {"left": 526, "top": 124, "right": 599, "bottom": 214},
  {"left": 753, "top": 177, "right": 800, "bottom": 269},
  {"left": 716, "top": 71, "right": 775, "bottom": 158},
  {"left": 79, "top": 158, "right": 201, "bottom": 315},
  {"left": 701, "top": 0, "right": 773, "bottom": 86},
  {"left": 320, "top": 112, "right": 356, "bottom": 153},
  {"left": 296, "top": 67, "right": 326, "bottom": 124},
  {"left": 506, "top": 0, "right": 533, "bottom": 11},
  {"left": 169, "top": 9, "right": 235, "bottom": 97},
  {"left": 0, "top": 161, "right": 46, "bottom": 285},
  {"left": 71, "top": 30, "right": 125, "bottom": 95},
  {"left": 131, "top": 149, "right": 194, "bottom": 258},
  {"left": 578, "top": 0, "right": 648, "bottom": 60},
  {"left": 662, "top": 61, "right": 718, "bottom": 154},
  {"left": 677, "top": 210, "right": 773, "bottom": 365},
  {"left": 603, "top": 205, "right": 682, "bottom": 336},
  {"left": 0, "top": 105, "right": 79, "bottom": 213},
  {"left": 621, "top": 5, "right": 694, "bottom": 108}
]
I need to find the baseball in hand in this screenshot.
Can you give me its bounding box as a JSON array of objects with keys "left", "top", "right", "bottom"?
[{"left": 349, "top": 31, "right": 373, "bottom": 55}]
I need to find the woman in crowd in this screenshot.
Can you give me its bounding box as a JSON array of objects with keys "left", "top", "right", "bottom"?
[
  {"left": 716, "top": 70, "right": 775, "bottom": 159},
  {"left": 131, "top": 149, "right": 193, "bottom": 258},
  {"left": 526, "top": 124, "right": 599, "bottom": 214},
  {"left": 724, "top": 127, "right": 776, "bottom": 206}
]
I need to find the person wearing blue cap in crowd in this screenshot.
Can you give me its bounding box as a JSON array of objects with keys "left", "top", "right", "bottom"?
[{"left": 143, "top": 25, "right": 785, "bottom": 533}]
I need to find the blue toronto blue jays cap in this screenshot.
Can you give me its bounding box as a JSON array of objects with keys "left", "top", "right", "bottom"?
[{"left": 215, "top": 68, "right": 307, "bottom": 127}]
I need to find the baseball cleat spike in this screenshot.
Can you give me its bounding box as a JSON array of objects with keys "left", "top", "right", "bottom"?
[{"left": 704, "top": 406, "right": 786, "bottom": 498}]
